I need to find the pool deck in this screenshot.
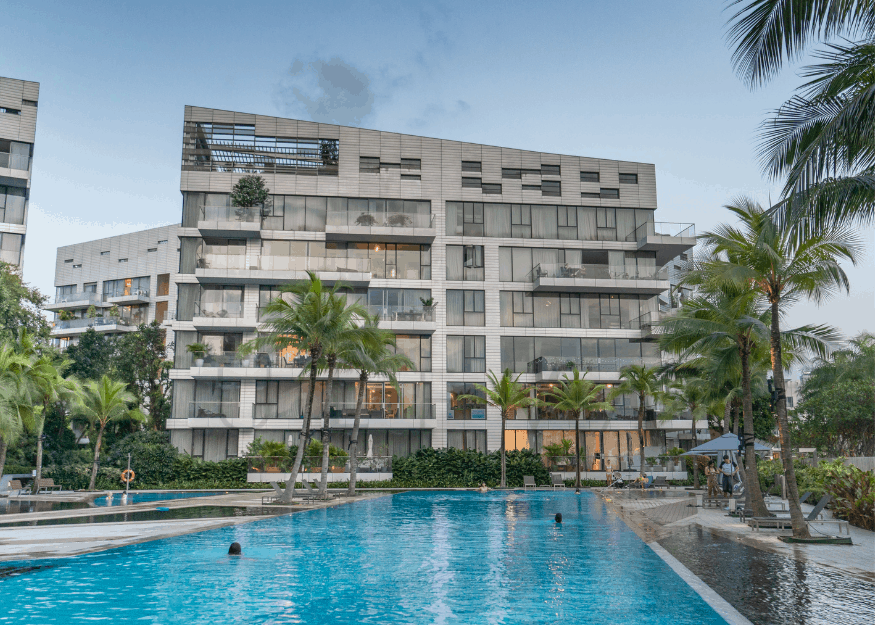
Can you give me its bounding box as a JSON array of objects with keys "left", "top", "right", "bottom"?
[
  {"left": 600, "top": 488, "right": 875, "bottom": 582},
  {"left": 0, "top": 490, "right": 391, "bottom": 562}
]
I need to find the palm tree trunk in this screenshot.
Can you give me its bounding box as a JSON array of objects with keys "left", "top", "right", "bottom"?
[
  {"left": 88, "top": 425, "right": 104, "bottom": 491},
  {"left": 770, "top": 300, "right": 809, "bottom": 538},
  {"left": 575, "top": 412, "right": 581, "bottom": 490},
  {"left": 691, "top": 419, "right": 699, "bottom": 489},
  {"left": 32, "top": 434, "right": 44, "bottom": 495},
  {"left": 318, "top": 354, "right": 337, "bottom": 495},
  {"left": 723, "top": 401, "right": 731, "bottom": 435},
  {"left": 282, "top": 346, "right": 321, "bottom": 503},
  {"left": 741, "top": 342, "right": 770, "bottom": 517},
  {"left": 0, "top": 435, "right": 7, "bottom": 481},
  {"left": 637, "top": 394, "right": 645, "bottom": 480},
  {"left": 347, "top": 373, "right": 368, "bottom": 497},
  {"left": 500, "top": 408, "right": 507, "bottom": 488}
]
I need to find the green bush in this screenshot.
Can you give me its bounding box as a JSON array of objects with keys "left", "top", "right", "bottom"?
[
  {"left": 392, "top": 448, "right": 550, "bottom": 487},
  {"left": 170, "top": 455, "right": 248, "bottom": 487},
  {"left": 105, "top": 430, "right": 179, "bottom": 487},
  {"left": 823, "top": 465, "right": 874, "bottom": 530}
]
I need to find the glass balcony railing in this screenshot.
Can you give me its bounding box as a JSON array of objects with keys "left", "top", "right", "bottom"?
[
  {"left": 105, "top": 288, "right": 149, "bottom": 300},
  {"left": 526, "top": 356, "right": 662, "bottom": 374},
  {"left": 196, "top": 253, "right": 246, "bottom": 270},
  {"left": 53, "top": 317, "right": 134, "bottom": 331},
  {"left": 528, "top": 264, "right": 668, "bottom": 282},
  {"left": 256, "top": 256, "right": 371, "bottom": 273},
  {"left": 327, "top": 210, "right": 434, "bottom": 229},
  {"left": 192, "top": 351, "right": 312, "bottom": 369},
  {"left": 253, "top": 402, "right": 435, "bottom": 420},
  {"left": 630, "top": 221, "right": 695, "bottom": 241},
  {"left": 366, "top": 305, "right": 434, "bottom": 322},
  {"left": 53, "top": 292, "right": 103, "bottom": 305},
  {"left": 195, "top": 300, "right": 244, "bottom": 318},
  {"left": 190, "top": 401, "right": 240, "bottom": 420},
  {"left": 247, "top": 456, "right": 392, "bottom": 474},
  {"left": 200, "top": 206, "right": 262, "bottom": 223}
]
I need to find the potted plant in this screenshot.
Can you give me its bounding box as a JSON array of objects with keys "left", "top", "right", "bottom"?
[
  {"left": 86, "top": 305, "right": 98, "bottom": 319},
  {"left": 108, "top": 305, "right": 120, "bottom": 320},
  {"left": 355, "top": 213, "right": 377, "bottom": 226},
  {"left": 187, "top": 342, "right": 210, "bottom": 367},
  {"left": 58, "top": 310, "right": 75, "bottom": 321},
  {"left": 230, "top": 175, "right": 270, "bottom": 222},
  {"left": 543, "top": 439, "right": 574, "bottom": 470}
]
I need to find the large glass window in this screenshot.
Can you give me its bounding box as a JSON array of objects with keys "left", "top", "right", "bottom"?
[
  {"left": 197, "top": 285, "right": 244, "bottom": 318},
  {"left": 446, "top": 290, "right": 485, "bottom": 326},
  {"left": 447, "top": 430, "right": 487, "bottom": 453},
  {"left": 0, "top": 233, "right": 23, "bottom": 265},
  {"left": 446, "top": 245, "right": 484, "bottom": 281},
  {"left": 0, "top": 185, "right": 26, "bottom": 225},
  {"left": 447, "top": 335, "right": 486, "bottom": 373},
  {"left": 198, "top": 238, "right": 246, "bottom": 270},
  {"left": 0, "top": 140, "right": 32, "bottom": 171},
  {"left": 500, "top": 337, "right": 660, "bottom": 375},
  {"left": 393, "top": 335, "right": 431, "bottom": 372},
  {"left": 192, "top": 381, "right": 240, "bottom": 419},
  {"left": 447, "top": 382, "right": 486, "bottom": 420},
  {"left": 103, "top": 276, "right": 150, "bottom": 298}
]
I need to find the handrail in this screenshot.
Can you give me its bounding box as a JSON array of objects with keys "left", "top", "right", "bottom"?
[{"left": 528, "top": 263, "right": 668, "bottom": 282}]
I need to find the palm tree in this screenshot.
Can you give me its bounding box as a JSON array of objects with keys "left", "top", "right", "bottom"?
[
  {"left": 726, "top": 2, "right": 875, "bottom": 230},
  {"left": 459, "top": 369, "right": 539, "bottom": 488},
  {"left": 339, "top": 318, "right": 414, "bottom": 496},
  {"left": 74, "top": 376, "right": 146, "bottom": 490},
  {"left": 0, "top": 344, "right": 31, "bottom": 478},
  {"left": 610, "top": 365, "right": 666, "bottom": 480},
  {"left": 244, "top": 273, "right": 364, "bottom": 502},
  {"left": 544, "top": 369, "right": 611, "bottom": 490},
  {"left": 700, "top": 198, "right": 857, "bottom": 538}
]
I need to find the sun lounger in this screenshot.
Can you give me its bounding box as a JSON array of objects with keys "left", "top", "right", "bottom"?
[
  {"left": 651, "top": 476, "right": 669, "bottom": 489},
  {"left": 523, "top": 476, "right": 537, "bottom": 489},
  {"left": 551, "top": 473, "right": 566, "bottom": 489},
  {"left": 6, "top": 480, "right": 27, "bottom": 497},
  {"left": 36, "top": 478, "right": 62, "bottom": 494},
  {"left": 749, "top": 494, "right": 847, "bottom": 533}
]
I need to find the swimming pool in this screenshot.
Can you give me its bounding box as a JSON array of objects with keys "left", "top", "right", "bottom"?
[
  {"left": 0, "top": 491, "right": 728, "bottom": 624},
  {"left": 92, "top": 490, "right": 225, "bottom": 506}
]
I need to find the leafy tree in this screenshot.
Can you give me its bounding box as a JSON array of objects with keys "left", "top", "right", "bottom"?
[
  {"left": 66, "top": 329, "right": 117, "bottom": 380},
  {"left": 339, "top": 318, "right": 413, "bottom": 496},
  {"left": 0, "top": 262, "right": 50, "bottom": 343},
  {"left": 544, "top": 369, "right": 611, "bottom": 490},
  {"left": 230, "top": 175, "right": 270, "bottom": 208},
  {"left": 610, "top": 365, "right": 667, "bottom": 480},
  {"left": 700, "top": 198, "right": 856, "bottom": 537},
  {"left": 74, "top": 376, "right": 146, "bottom": 490},
  {"left": 459, "top": 369, "right": 539, "bottom": 488},
  {"left": 113, "top": 322, "right": 172, "bottom": 430},
  {"left": 0, "top": 344, "right": 31, "bottom": 477}
]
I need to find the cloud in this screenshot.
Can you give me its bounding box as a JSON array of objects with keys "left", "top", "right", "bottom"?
[{"left": 276, "top": 57, "right": 375, "bottom": 126}]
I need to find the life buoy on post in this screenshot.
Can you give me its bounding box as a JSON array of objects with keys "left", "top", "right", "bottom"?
[{"left": 121, "top": 469, "right": 136, "bottom": 484}]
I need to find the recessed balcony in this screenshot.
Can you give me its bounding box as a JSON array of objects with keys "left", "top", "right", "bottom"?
[
  {"left": 50, "top": 316, "right": 139, "bottom": 337},
  {"left": 526, "top": 355, "right": 662, "bottom": 381},
  {"left": 634, "top": 222, "right": 696, "bottom": 265},
  {"left": 195, "top": 255, "right": 372, "bottom": 286},
  {"left": 528, "top": 263, "right": 669, "bottom": 294},
  {"left": 197, "top": 206, "right": 262, "bottom": 238},
  {"left": 366, "top": 304, "right": 436, "bottom": 333},
  {"left": 45, "top": 291, "right": 106, "bottom": 312},
  {"left": 191, "top": 301, "right": 256, "bottom": 331},
  {"left": 325, "top": 209, "right": 435, "bottom": 243},
  {"left": 106, "top": 289, "right": 150, "bottom": 306}
]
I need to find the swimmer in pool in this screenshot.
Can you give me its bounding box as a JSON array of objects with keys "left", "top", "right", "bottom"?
[
  {"left": 555, "top": 513, "right": 562, "bottom": 524},
  {"left": 228, "top": 542, "right": 242, "bottom": 556}
]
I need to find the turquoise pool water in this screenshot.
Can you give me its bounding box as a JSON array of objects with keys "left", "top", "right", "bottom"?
[
  {"left": 0, "top": 492, "right": 727, "bottom": 624},
  {"left": 92, "top": 490, "right": 223, "bottom": 506}
]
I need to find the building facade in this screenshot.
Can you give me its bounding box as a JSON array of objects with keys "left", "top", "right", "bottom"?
[
  {"left": 0, "top": 76, "right": 39, "bottom": 270},
  {"left": 49, "top": 225, "right": 180, "bottom": 348},
  {"left": 164, "top": 106, "right": 699, "bottom": 470}
]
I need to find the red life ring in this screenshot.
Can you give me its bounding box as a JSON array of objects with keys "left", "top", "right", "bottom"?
[{"left": 121, "top": 469, "right": 136, "bottom": 484}]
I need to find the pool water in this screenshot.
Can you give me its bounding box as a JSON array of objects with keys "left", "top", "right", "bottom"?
[
  {"left": 0, "top": 491, "right": 728, "bottom": 624},
  {"left": 92, "top": 490, "right": 224, "bottom": 506},
  {"left": 0, "top": 506, "right": 278, "bottom": 527}
]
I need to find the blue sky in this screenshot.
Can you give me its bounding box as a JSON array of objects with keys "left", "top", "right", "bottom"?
[{"left": 3, "top": 0, "right": 871, "bottom": 342}]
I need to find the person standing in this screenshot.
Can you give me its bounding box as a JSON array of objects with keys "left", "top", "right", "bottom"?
[
  {"left": 719, "top": 455, "right": 737, "bottom": 498},
  {"left": 705, "top": 460, "right": 719, "bottom": 497}
]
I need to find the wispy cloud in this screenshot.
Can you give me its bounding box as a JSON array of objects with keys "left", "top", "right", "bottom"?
[{"left": 276, "top": 57, "right": 375, "bottom": 126}]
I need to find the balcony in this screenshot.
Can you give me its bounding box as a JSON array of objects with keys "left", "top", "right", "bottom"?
[
  {"left": 633, "top": 221, "right": 696, "bottom": 265},
  {"left": 247, "top": 456, "right": 392, "bottom": 483},
  {"left": 526, "top": 356, "right": 662, "bottom": 381},
  {"left": 197, "top": 206, "right": 262, "bottom": 238},
  {"left": 45, "top": 291, "right": 106, "bottom": 312},
  {"left": 50, "top": 316, "right": 139, "bottom": 337},
  {"left": 189, "top": 401, "right": 241, "bottom": 421},
  {"left": 105, "top": 289, "right": 150, "bottom": 306},
  {"left": 253, "top": 402, "right": 436, "bottom": 421},
  {"left": 528, "top": 263, "right": 669, "bottom": 294},
  {"left": 180, "top": 351, "right": 361, "bottom": 380},
  {"left": 195, "top": 254, "right": 371, "bottom": 286},
  {"left": 366, "top": 305, "right": 435, "bottom": 333},
  {"left": 326, "top": 209, "right": 435, "bottom": 243},
  {"left": 192, "top": 300, "right": 255, "bottom": 331}
]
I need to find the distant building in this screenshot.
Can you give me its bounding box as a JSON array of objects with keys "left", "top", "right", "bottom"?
[{"left": 0, "top": 76, "right": 39, "bottom": 270}]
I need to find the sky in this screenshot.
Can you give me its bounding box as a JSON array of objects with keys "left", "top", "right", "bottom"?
[{"left": 2, "top": 0, "right": 872, "bottom": 349}]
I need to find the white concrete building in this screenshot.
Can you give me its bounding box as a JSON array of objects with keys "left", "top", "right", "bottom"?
[{"left": 0, "top": 76, "right": 39, "bottom": 270}]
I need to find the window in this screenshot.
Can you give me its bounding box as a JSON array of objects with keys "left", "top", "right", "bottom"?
[
  {"left": 446, "top": 245, "right": 484, "bottom": 281},
  {"left": 0, "top": 185, "right": 26, "bottom": 225},
  {"left": 100, "top": 251, "right": 109, "bottom": 256},
  {"left": 580, "top": 171, "right": 600, "bottom": 183},
  {"left": 157, "top": 273, "right": 170, "bottom": 297},
  {"left": 502, "top": 169, "right": 521, "bottom": 179},
  {"left": 541, "top": 180, "right": 561, "bottom": 197},
  {"left": 447, "top": 336, "right": 486, "bottom": 373},
  {"left": 447, "top": 430, "right": 488, "bottom": 452},
  {"left": 118, "top": 258, "right": 128, "bottom": 263},
  {"left": 462, "top": 161, "right": 481, "bottom": 172},
  {"left": 446, "top": 290, "right": 485, "bottom": 326},
  {"left": 64, "top": 259, "right": 73, "bottom": 264},
  {"left": 461, "top": 177, "right": 481, "bottom": 189},
  {"left": 600, "top": 188, "right": 620, "bottom": 199},
  {"left": 541, "top": 164, "right": 560, "bottom": 176},
  {"left": 103, "top": 276, "right": 150, "bottom": 298},
  {"left": 73, "top": 264, "right": 81, "bottom": 269},
  {"left": 0, "top": 233, "right": 23, "bottom": 265},
  {"left": 619, "top": 173, "right": 638, "bottom": 184},
  {"left": 147, "top": 248, "right": 157, "bottom": 253},
  {"left": 393, "top": 335, "right": 431, "bottom": 372},
  {"left": 447, "top": 383, "right": 487, "bottom": 420},
  {"left": 400, "top": 158, "right": 421, "bottom": 170},
  {"left": 481, "top": 183, "right": 502, "bottom": 194},
  {"left": 581, "top": 192, "right": 600, "bottom": 199},
  {"left": 461, "top": 202, "right": 484, "bottom": 236},
  {"left": 0, "top": 140, "right": 32, "bottom": 170},
  {"left": 0, "top": 108, "right": 20, "bottom": 115},
  {"left": 401, "top": 174, "right": 421, "bottom": 181},
  {"left": 83, "top": 283, "right": 97, "bottom": 293},
  {"left": 522, "top": 185, "right": 540, "bottom": 191},
  {"left": 158, "top": 239, "right": 168, "bottom": 245},
  {"left": 22, "top": 100, "right": 37, "bottom": 107},
  {"left": 198, "top": 285, "right": 244, "bottom": 318},
  {"left": 499, "top": 291, "right": 534, "bottom": 326}
]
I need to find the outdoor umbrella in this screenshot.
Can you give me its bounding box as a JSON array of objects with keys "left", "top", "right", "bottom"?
[{"left": 681, "top": 433, "right": 771, "bottom": 456}]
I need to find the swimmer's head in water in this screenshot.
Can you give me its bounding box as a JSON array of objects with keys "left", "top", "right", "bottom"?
[
  {"left": 228, "top": 542, "right": 242, "bottom": 555},
  {"left": 555, "top": 513, "right": 562, "bottom": 523}
]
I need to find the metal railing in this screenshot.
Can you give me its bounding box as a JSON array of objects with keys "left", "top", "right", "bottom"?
[
  {"left": 195, "top": 300, "right": 244, "bottom": 319},
  {"left": 253, "top": 402, "right": 436, "bottom": 420},
  {"left": 200, "top": 206, "right": 262, "bottom": 223},
  {"left": 256, "top": 256, "right": 372, "bottom": 273},
  {"left": 53, "top": 292, "right": 103, "bottom": 305},
  {"left": 189, "top": 401, "right": 240, "bottom": 420},
  {"left": 53, "top": 316, "right": 135, "bottom": 330},
  {"left": 247, "top": 455, "right": 392, "bottom": 474},
  {"left": 106, "top": 288, "right": 150, "bottom": 299},
  {"left": 630, "top": 221, "right": 696, "bottom": 241},
  {"left": 327, "top": 210, "right": 434, "bottom": 229},
  {"left": 366, "top": 305, "right": 434, "bottom": 322},
  {"left": 528, "top": 263, "right": 668, "bottom": 282},
  {"left": 527, "top": 356, "right": 662, "bottom": 374},
  {"left": 192, "top": 351, "right": 311, "bottom": 368}
]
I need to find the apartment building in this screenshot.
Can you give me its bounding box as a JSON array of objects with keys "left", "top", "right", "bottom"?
[
  {"left": 0, "top": 76, "right": 39, "bottom": 270},
  {"left": 163, "top": 106, "right": 699, "bottom": 469},
  {"left": 49, "top": 225, "right": 180, "bottom": 348}
]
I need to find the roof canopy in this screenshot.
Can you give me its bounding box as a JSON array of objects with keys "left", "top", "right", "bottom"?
[{"left": 681, "top": 433, "right": 771, "bottom": 456}]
